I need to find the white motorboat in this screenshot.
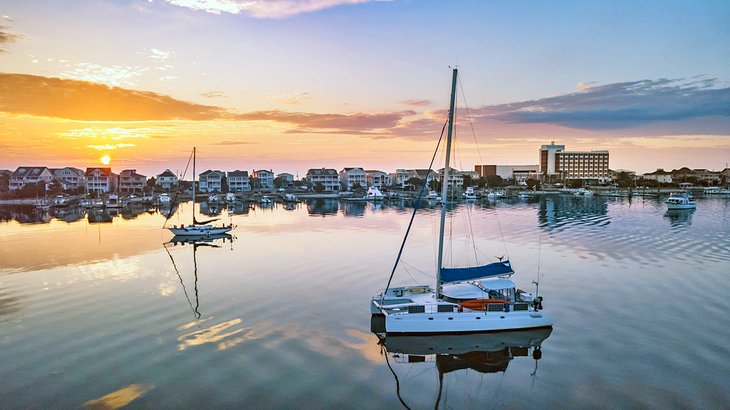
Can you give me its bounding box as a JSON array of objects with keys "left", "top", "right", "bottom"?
[
  {"left": 426, "top": 190, "right": 441, "bottom": 200},
  {"left": 225, "top": 192, "right": 237, "bottom": 202},
  {"left": 207, "top": 194, "right": 220, "bottom": 203},
  {"left": 463, "top": 186, "right": 477, "bottom": 199},
  {"left": 166, "top": 147, "right": 234, "bottom": 236},
  {"left": 486, "top": 190, "right": 505, "bottom": 199},
  {"left": 259, "top": 196, "right": 273, "bottom": 206},
  {"left": 284, "top": 193, "right": 299, "bottom": 202},
  {"left": 158, "top": 193, "right": 171, "bottom": 206},
  {"left": 371, "top": 69, "right": 551, "bottom": 335},
  {"left": 365, "top": 186, "right": 384, "bottom": 201},
  {"left": 665, "top": 194, "right": 696, "bottom": 210},
  {"left": 106, "top": 194, "right": 122, "bottom": 208}
]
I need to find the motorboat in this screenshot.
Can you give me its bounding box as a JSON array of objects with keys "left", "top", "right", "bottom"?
[
  {"left": 463, "top": 186, "right": 477, "bottom": 199},
  {"left": 365, "top": 186, "right": 384, "bottom": 201},
  {"left": 665, "top": 194, "right": 696, "bottom": 210}
]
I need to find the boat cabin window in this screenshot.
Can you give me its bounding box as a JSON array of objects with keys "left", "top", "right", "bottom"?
[{"left": 489, "top": 288, "right": 515, "bottom": 302}]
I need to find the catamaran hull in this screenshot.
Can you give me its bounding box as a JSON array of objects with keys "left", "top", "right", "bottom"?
[
  {"left": 168, "top": 226, "right": 232, "bottom": 236},
  {"left": 373, "top": 301, "right": 552, "bottom": 335}
]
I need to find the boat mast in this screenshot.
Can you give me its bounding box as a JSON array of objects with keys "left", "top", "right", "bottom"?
[
  {"left": 437, "top": 68, "right": 458, "bottom": 297},
  {"left": 192, "top": 147, "right": 196, "bottom": 225}
]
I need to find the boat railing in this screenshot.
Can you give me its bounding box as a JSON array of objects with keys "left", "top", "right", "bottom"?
[{"left": 383, "top": 301, "right": 533, "bottom": 315}]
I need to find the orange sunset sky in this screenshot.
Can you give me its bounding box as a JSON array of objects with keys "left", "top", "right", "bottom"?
[{"left": 1, "top": 1, "right": 729, "bottom": 176}]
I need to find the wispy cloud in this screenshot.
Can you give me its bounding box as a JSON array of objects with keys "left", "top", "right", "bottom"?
[
  {"left": 212, "top": 140, "right": 257, "bottom": 146},
  {"left": 148, "top": 48, "right": 175, "bottom": 61},
  {"left": 60, "top": 63, "right": 148, "bottom": 87},
  {"left": 270, "top": 91, "right": 311, "bottom": 105},
  {"left": 86, "top": 143, "right": 136, "bottom": 150},
  {"left": 163, "top": 0, "right": 374, "bottom": 19},
  {"left": 200, "top": 90, "right": 227, "bottom": 98},
  {"left": 400, "top": 99, "right": 432, "bottom": 107},
  {"left": 0, "top": 24, "right": 21, "bottom": 52},
  {"left": 234, "top": 109, "right": 416, "bottom": 134},
  {"left": 474, "top": 78, "right": 730, "bottom": 131}
]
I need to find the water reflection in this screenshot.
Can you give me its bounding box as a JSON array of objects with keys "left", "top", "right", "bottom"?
[
  {"left": 0, "top": 205, "right": 52, "bottom": 224},
  {"left": 537, "top": 196, "right": 609, "bottom": 230},
  {"left": 664, "top": 209, "right": 694, "bottom": 228},
  {"left": 372, "top": 317, "right": 551, "bottom": 409},
  {"left": 307, "top": 199, "right": 339, "bottom": 216},
  {"left": 164, "top": 233, "right": 234, "bottom": 319}
]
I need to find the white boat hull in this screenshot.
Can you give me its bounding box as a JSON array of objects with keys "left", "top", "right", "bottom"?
[
  {"left": 168, "top": 225, "right": 233, "bottom": 236},
  {"left": 666, "top": 203, "right": 696, "bottom": 210}
]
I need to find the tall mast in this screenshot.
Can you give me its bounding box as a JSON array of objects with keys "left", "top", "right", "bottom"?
[
  {"left": 192, "top": 147, "right": 196, "bottom": 224},
  {"left": 437, "top": 68, "right": 458, "bottom": 297}
]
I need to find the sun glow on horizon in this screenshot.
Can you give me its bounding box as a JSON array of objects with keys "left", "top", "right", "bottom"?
[{"left": 100, "top": 154, "right": 111, "bottom": 165}]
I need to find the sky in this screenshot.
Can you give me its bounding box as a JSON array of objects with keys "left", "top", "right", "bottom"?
[{"left": 1, "top": 0, "right": 729, "bottom": 176}]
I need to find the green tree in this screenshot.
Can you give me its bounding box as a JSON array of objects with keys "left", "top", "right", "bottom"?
[
  {"left": 526, "top": 179, "right": 541, "bottom": 190},
  {"left": 406, "top": 177, "right": 423, "bottom": 191},
  {"left": 485, "top": 175, "right": 503, "bottom": 187},
  {"left": 462, "top": 175, "right": 472, "bottom": 189},
  {"left": 314, "top": 182, "right": 325, "bottom": 193}
]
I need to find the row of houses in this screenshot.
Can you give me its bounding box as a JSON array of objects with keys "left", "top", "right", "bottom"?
[
  {"left": 639, "top": 167, "right": 730, "bottom": 184},
  {"left": 3, "top": 167, "right": 148, "bottom": 194}
]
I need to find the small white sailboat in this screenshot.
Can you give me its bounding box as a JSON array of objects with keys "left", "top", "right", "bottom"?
[
  {"left": 167, "top": 147, "right": 234, "bottom": 236},
  {"left": 371, "top": 68, "right": 551, "bottom": 335}
]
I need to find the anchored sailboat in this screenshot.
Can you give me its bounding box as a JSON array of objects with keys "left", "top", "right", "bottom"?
[
  {"left": 370, "top": 68, "right": 552, "bottom": 335},
  {"left": 167, "top": 147, "right": 234, "bottom": 236}
]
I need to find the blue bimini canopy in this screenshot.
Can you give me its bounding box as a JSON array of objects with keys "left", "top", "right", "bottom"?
[{"left": 440, "top": 260, "right": 514, "bottom": 283}]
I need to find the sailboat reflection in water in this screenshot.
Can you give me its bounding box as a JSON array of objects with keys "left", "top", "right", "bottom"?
[
  {"left": 164, "top": 233, "right": 234, "bottom": 318},
  {"left": 372, "top": 316, "right": 551, "bottom": 408}
]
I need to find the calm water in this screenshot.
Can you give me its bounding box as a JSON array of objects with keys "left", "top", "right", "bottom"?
[{"left": 1, "top": 196, "right": 729, "bottom": 409}]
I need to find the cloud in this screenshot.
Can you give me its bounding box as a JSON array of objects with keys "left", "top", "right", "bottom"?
[
  {"left": 200, "top": 90, "right": 227, "bottom": 98},
  {"left": 163, "top": 0, "right": 374, "bottom": 19},
  {"left": 212, "top": 140, "right": 257, "bottom": 145},
  {"left": 234, "top": 109, "right": 416, "bottom": 133},
  {"left": 0, "top": 25, "right": 21, "bottom": 52},
  {"left": 86, "top": 143, "right": 136, "bottom": 150},
  {"left": 270, "top": 91, "right": 310, "bottom": 105},
  {"left": 59, "top": 63, "right": 150, "bottom": 87},
  {"left": 148, "top": 48, "right": 175, "bottom": 61},
  {"left": 475, "top": 78, "right": 730, "bottom": 131},
  {"left": 400, "top": 99, "right": 432, "bottom": 107},
  {"left": 0, "top": 73, "right": 229, "bottom": 121}
]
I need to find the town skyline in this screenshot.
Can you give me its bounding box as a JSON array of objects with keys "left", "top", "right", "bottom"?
[{"left": 1, "top": 1, "right": 729, "bottom": 175}]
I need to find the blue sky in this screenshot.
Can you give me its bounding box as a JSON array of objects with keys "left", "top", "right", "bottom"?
[{"left": 1, "top": 0, "right": 729, "bottom": 174}]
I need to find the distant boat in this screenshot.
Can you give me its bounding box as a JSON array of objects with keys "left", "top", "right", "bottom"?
[
  {"left": 365, "top": 186, "right": 384, "bottom": 201},
  {"left": 463, "top": 186, "right": 477, "bottom": 199},
  {"left": 167, "top": 147, "right": 234, "bottom": 236},
  {"left": 665, "top": 194, "right": 696, "bottom": 210},
  {"left": 106, "top": 194, "right": 122, "bottom": 208},
  {"left": 158, "top": 193, "right": 171, "bottom": 206},
  {"left": 259, "top": 196, "right": 273, "bottom": 206},
  {"left": 426, "top": 190, "right": 441, "bottom": 200},
  {"left": 284, "top": 193, "right": 299, "bottom": 202},
  {"left": 371, "top": 69, "right": 551, "bottom": 335},
  {"left": 225, "top": 192, "right": 237, "bottom": 203}
]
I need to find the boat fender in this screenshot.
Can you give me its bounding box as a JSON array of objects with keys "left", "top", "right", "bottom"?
[
  {"left": 533, "top": 346, "right": 542, "bottom": 360},
  {"left": 531, "top": 296, "right": 543, "bottom": 311}
]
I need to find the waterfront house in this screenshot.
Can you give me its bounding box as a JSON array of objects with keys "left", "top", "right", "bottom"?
[
  {"left": 199, "top": 170, "right": 225, "bottom": 193},
  {"left": 642, "top": 169, "right": 673, "bottom": 184},
  {"left": 306, "top": 168, "right": 340, "bottom": 191},
  {"left": 0, "top": 169, "right": 10, "bottom": 191},
  {"left": 10, "top": 167, "right": 55, "bottom": 191},
  {"left": 252, "top": 169, "right": 275, "bottom": 190},
  {"left": 393, "top": 169, "right": 436, "bottom": 189},
  {"left": 277, "top": 172, "right": 294, "bottom": 184},
  {"left": 227, "top": 170, "right": 251, "bottom": 192},
  {"left": 156, "top": 169, "right": 178, "bottom": 190},
  {"left": 692, "top": 169, "right": 721, "bottom": 184},
  {"left": 52, "top": 167, "right": 85, "bottom": 190},
  {"left": 438, "top": 167, "right": 466, "bottom": 188},
  {"left": 119, "top": 169, "right": 147, "bottom": 193},
  {"left": 365, "top": 170, "right": 391, "bottom": 188},
  {"left": 85, "top": 167, "right": 117, "bottom": 194},
  {"left": 339, "top": 167, "right": 367, "bottom": 190}
]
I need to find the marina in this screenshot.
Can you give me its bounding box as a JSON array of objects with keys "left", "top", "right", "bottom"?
[{"left": 1, "top": 195, "right": 728, "bottom": 407}]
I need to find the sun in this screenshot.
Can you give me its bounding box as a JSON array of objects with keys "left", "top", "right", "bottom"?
[{"left": 100, "top": 155, "right": 111, "bottom": 165}]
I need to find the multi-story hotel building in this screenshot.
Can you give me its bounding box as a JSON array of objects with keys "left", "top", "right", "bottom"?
[{"left": 539, "top": 143, "right": 609, "bottom": 181}]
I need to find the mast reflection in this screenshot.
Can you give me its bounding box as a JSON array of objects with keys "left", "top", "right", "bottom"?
[
  {"left": 164, "top": 233, "right": 234, "bottom": 319},
  {"left": 372, "top": 316, "right": 551, "bottom": 409}
]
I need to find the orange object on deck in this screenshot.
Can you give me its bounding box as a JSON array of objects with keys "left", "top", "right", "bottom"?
[{"left": 459, "top": 298, "right": 509, "bottom": 311}]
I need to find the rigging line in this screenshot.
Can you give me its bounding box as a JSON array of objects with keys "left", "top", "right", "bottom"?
[
  {"left": 382, "top": 118, "right": 448, "bottom": 299},
  {"left": 458, "top": 76, "right": 483, "bottom": 165},
  {"left": 163, "top": 149, "right": 194, "bottom": 228}
]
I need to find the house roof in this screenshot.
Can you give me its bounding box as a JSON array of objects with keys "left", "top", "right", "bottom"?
[
  {"left": 254, "top": 169, "right": 273, "bottom": 175},
  {"left": 120, "top": 169, "right": 146, "bottom": 178},
  {"left": 307, "top": 168, "right": 338, "bottom": 176},
  {"left": 200, "top": 170, "right": 224, "bottom": 177},
  {"left": 157, "top": 169, "right": 176, "bottom": 178},
  {"left": 644, "top": 169, "right": 671, "bottom": 175},
  {"left": 13, "top": 166, "right": 51, "bottom": 177},
  {"left": 85, "top": 167, "right": 112, "bottom": 176},
  {"left": 228, "top": 170, "right": 249, "bottom": 177}
]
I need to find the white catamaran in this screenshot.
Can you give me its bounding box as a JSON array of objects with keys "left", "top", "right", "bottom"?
[
  {"left": 371, "top": 68, "right": 552, "bottom": 335},
  {"left": 167, "top": 147, "right": 234, "bottom": 236}
]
